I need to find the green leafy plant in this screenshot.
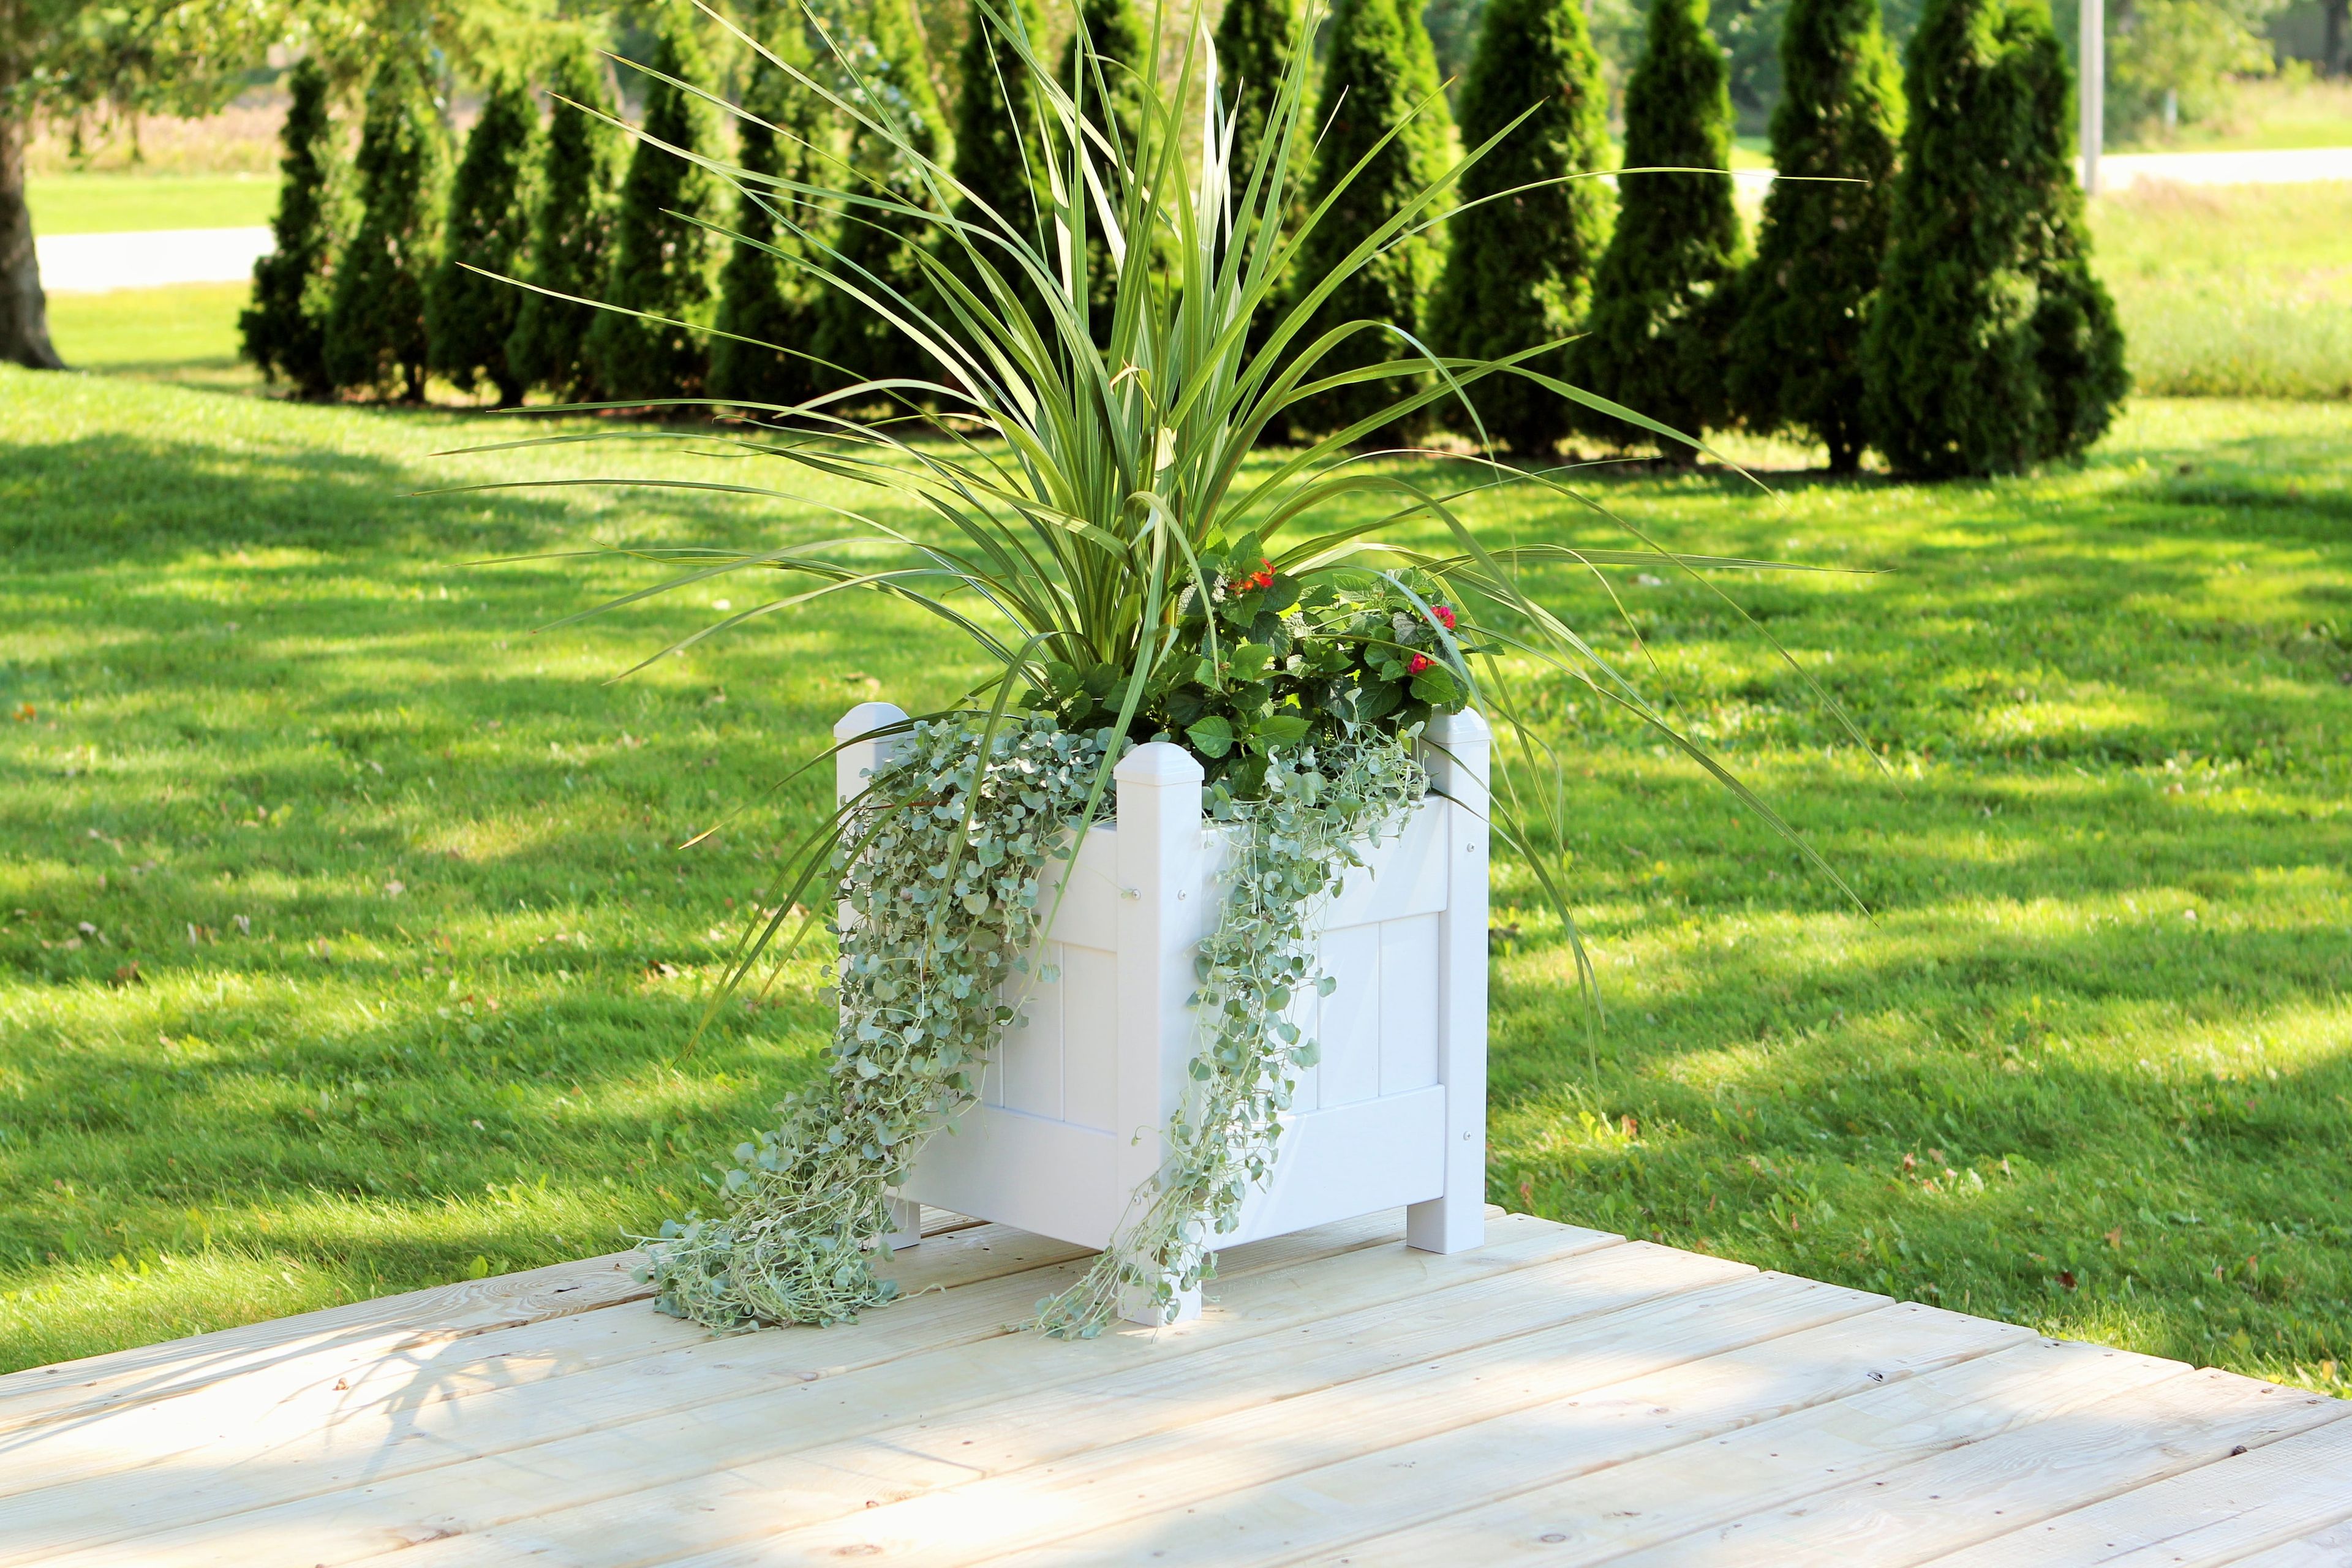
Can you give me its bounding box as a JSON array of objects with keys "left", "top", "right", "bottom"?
[
  {"left": 468, "top": 0, "right": 1861, "bottom": 1332},
  {"left": 508, "top": 43, "right": 624, "bottom": 402}
]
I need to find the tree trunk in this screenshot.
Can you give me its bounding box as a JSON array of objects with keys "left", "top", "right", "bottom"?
[
  {"left": 2327, "top": 0, "right": 2348, "bottom": 78},
  {"left": 1, "top": 65, "right": 66, "bottom": 370}
]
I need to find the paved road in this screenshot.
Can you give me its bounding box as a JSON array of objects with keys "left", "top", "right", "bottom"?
[{"left": 32, "top": 144, "right": 2352, "bottom": 293}]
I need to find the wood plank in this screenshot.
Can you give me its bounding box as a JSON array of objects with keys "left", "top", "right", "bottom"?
[
  {"left": 674, "top": 1268, "right": 1888, "bottom": 1568},
  {"left": 58, "top": 1213, "right": 1611, "bottom": 1568},
  {"left": 0, "top": 1207, "right": 978, "bottom": 1440},
  {"left": 1917, "top": 1414, "right": 2352, "bottom": 1567},
  {"left": 1600, "top": 1367, "right": 2348, "bottom": 1566},
  {"left": 11, "top": 1208, "right": 1520, "bottom": 1567},
  {"left": 2225, "top": 1515, "right": 2352, "bottom": 1568},
  {"left": 978, "top": 1301, "right": 2046, "bottom": 1568},
  {"left": 0, "top": 1216, "right": 1079, "bottom": 1518},
  {"left": 1306, "top": 1334, "right": 2187, "bottom": 1567}
]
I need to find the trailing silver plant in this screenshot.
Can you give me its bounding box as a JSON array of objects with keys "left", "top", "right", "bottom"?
[
  {"left": 1035, "top": 730, "right": 1429, "bottom": 1338},
  {"left": 640, "top": 715, "right": 1112, "bottom": 1328}
]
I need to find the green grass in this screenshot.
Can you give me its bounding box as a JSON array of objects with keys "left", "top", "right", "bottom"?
[
  {"left": 3, "top": 375, "right": 2349, "bottom": 1392},
  {"left": 2092, "top": 180, "right": 2352, "bottom": 399},
  {"left": 45, "top": 283, "right": 260, "bottom": 390},
  {"left": 28, "top": 173, "right": 277, "bottom": 235},
  {"left": 2115, "top": 74, "right": 2352, "bottom": 154}
]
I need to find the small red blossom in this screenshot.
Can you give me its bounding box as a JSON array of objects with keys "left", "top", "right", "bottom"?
[
  {"left": 1408, "top": 653, "right": 1433, "bottom": 675},
  {"left": 1243, "top": 557, "right": 1276, "bottom": 590},
  {"left": 1430, "top": 604, "right": 1457, "bottom": 631}
]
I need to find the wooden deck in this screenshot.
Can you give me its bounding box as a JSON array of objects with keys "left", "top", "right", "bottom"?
[{"left": 4, "top": 1207, "right": 2348, "bottom": 1567}]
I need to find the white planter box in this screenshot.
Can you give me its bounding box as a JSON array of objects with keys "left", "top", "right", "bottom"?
[{"left": 834, "top": 703, "right": 1491, "bottom": 1322}]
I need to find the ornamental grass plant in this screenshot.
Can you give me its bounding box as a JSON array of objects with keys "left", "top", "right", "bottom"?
[{"left": 460, "top": 0, "right": 1864, "bottom": 1330}]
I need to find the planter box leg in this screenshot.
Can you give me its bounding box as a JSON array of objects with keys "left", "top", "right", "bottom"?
[
  {"left": 884, "top": 1195, "right": 922, "bottom": 1251},
  {"left": 1408, "top": 708, "right": 1491, "bottom": 1256}
]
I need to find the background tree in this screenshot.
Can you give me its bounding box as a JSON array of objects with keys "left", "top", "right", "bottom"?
[
  {"left": 1570, "top": 0, "right": 1743, "bottom": 455},
  {"left": 1213, "top": 0, "right": 1314, "bottom": 352},
  {"left": 1289, "top": 0, "right": 1453, "bottom": 442},
  {"left": 586, "top": 11, "right": 723, "bottom": 401},
  {"left": 808, "top": 0, "right": 944, "bottom": 399},
  {"left": 1727, "top": 0, "right": 1902, "bottom": 471},
  {"left": 709, "top": 18, "right": 827, "bottom": 409},
  {"left": 323, "top": 47, "right": 450, "bottom": 400},
  {"left": 1058, "top": 0, "right": 1149, "bottom": 344},
  {"left": 940, "top": 0, "right": 1046, "bottom": 323},
  {"left": 508, "top": 42, "right": 621, "bottom": 401},
  {"left": 427, "top": 70, "right": 537, "bottom": 405},
  {"left": 1427, "top": 0, "right": 1613, "bottom": 455},
  {"left": 1864, "top": 0, "right": 2127, "bottom": 476},
  {"left": 4, "top": 0, "right": 287, "bottom": 367},
  {"left": 239, "top": 56, "right": 344, "bottom": 397}
]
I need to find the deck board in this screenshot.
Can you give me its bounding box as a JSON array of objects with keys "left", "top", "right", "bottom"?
[{"left": 2, "top": 1210, "right": 2343, "bottom": 1567}]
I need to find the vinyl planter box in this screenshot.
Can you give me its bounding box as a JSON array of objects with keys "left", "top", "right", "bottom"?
[{"left": 834, "top": 702, "right": 1492, "bottom": 1322}]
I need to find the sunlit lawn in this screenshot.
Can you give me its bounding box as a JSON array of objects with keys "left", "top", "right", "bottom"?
[{"left": 1, "top": 369, "right": 2347, "bottom": 1398}]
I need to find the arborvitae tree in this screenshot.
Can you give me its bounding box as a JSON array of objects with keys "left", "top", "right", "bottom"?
[
  {"left": 1058, "top": 0, "right": 1150, "bottom": 344},
  {"left": 1426, "top": 0, "right": 1612, "bottom": 454},
  {"left": 586, "top": 14, "right": 725, "bottom": 402},
  {"left": 322, "top": 50, "right": 450, "bottom": 401},
  {"left": 1863, "top": 0, "right": 2127, "bottom": 476},
  {"left": 1567, "top": 0, "right": 1743, "bottom": 455},
  {"left": 809, "top": 0, "right": 945, "bottom": 396},
  {"left": 709, "top": 23, "right": 827, "bottom": 409},
  {"left": 508, "top": 45, "right": 623, "bottom": 401},
  {"left": 1291, "top": 0, "right": 1454, "bottom": 442},
  {"left": 1213, "top": 0, "right": 1314, "bottom": 351},
  {"left": 428, "top": 73, "right": 538, "bottom": 405},
  {"left": 1727, "top": 0, "right": 1901, "bottom": 472},
  {"left": 943, "top": 0, "right": 1047, "bottom": 312},
  {"left": 241, "top": 58, "right": 344, "bottom": 398}
]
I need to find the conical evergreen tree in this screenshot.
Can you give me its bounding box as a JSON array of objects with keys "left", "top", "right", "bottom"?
[
  {"left": 322, "top": 49, "right": 450, "bottom": 401},
  {"left": 428, "top": 73, "right": 539, "bottom": 405},
  {"left": 1426, "top": 0, "right": 1612, "bottom": 454},
  {"left": 1726, "top": 0, "right": 1901, "bottom": 471},
  {"left": 241, "top": 58, "right": 344, "bottom": 399},
  {"left": 941, "top": 0, "right": 1047, "bottom": 320},
  {"left": 809, "top": 0, "right": 946, "bottom": 398},
  {"left": 1862, "top": 0, "right": 2127, "bottom": 475},
  {"left": 1213, "top": 0, "right": 1314, "bottom": 350},
  {"left": 1291, "top": 0, "right": 1454, "bottom": 442},
  {"left": 1058, "top": 0, "right": 1150, "bottom": 344},
  {"left": 508, "top": 45, "right": 624, "bottom": 401},
  {"left": 586, "top": 13, "right": 725, "bottom": 402},
  {"left": 1567, "top": 0, "right": 1742, "bottom": 455},
  {"left": 709, "top": 21, "right": 829, "bottom": 409}
]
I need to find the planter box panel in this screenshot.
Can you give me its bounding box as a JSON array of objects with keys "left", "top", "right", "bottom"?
[
  {"left": 1224, "top": 1086, "right": 1447, "bottom": 1246},
  {"left": 900, "top": 1107, "right": 1120, "bottom": 1248}
]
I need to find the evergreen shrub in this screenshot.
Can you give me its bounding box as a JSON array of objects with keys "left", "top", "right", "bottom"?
[
  {"left": 1727, "top": 0, "right": 1901, "bottom": 472},
  {"left": 322, "top": 50, "right": 450, "bottom": 401},
  {"left": 1427, "top": 0, "right": 1613, "bottom": 455},
  {"left": 1060, "top": 0, "right": 1150, "bottom": 344},
  {"left": 1569, "top": 0, "right": 1743, "bottom": 454},
  {"left": 1214, "top": 0, "right": 1317, "bottom": 352},
  {"left": 940, "top": 0, "right": 1047, "bottom": 325},
  {"left": 241, "top": 58, "right": 344, "bottom": 399},
  {"left": 428, "top": 73, "right": 538, "bottom": 405},
  {"left": 586, "top": 15, "right": 725, "bottom": 402},
  {"left": 809, "top": 0, "right": 946, "bottom": 399},
  {"left": 1290, "top": 0, "right": 1453, "bottom": 442},
  {"left": 709, "top": 24, "right": 828, "bottom": 410},
  {"left": 508, "top": 45, "right": 623, "bottom": 402},
  {"left": 1863, "top": 0, "right": 2128, "bottom": 476}
]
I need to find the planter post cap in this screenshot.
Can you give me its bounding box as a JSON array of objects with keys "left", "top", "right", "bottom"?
[
  {"left": 834, "top": 701, "right": 911, "bottom": 741},
  {"left": 1427, "top": 706, "right": 1493, "bottom": 742},
  {"left": 1113, "top": 741, "right": 1205, "bottom": 785}
]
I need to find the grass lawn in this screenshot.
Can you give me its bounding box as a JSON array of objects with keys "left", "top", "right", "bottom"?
[
  {"left": 27, "top": 173, "right": 277, "bottom": 235},
  {"left": 45, "top": 284, "right": 261, "bottom": 390},
  {"left": 3, "top": 377, "right": 2349, "bottom": 1391}
]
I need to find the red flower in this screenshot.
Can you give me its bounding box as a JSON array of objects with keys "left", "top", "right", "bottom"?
[
  {"left": 1408, "top": 653, "right": 1433, "bottom": 675},
  {"left": 1245, "top": 557, "right": 1276, "bottom": 590},
  {"left": 1430, "top": 604, "right": 1457, "bottom": 631}
]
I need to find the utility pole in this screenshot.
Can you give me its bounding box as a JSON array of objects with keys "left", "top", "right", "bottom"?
[{"left": 2081, "top": 0, "right": 2105, "bottom": 196}]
